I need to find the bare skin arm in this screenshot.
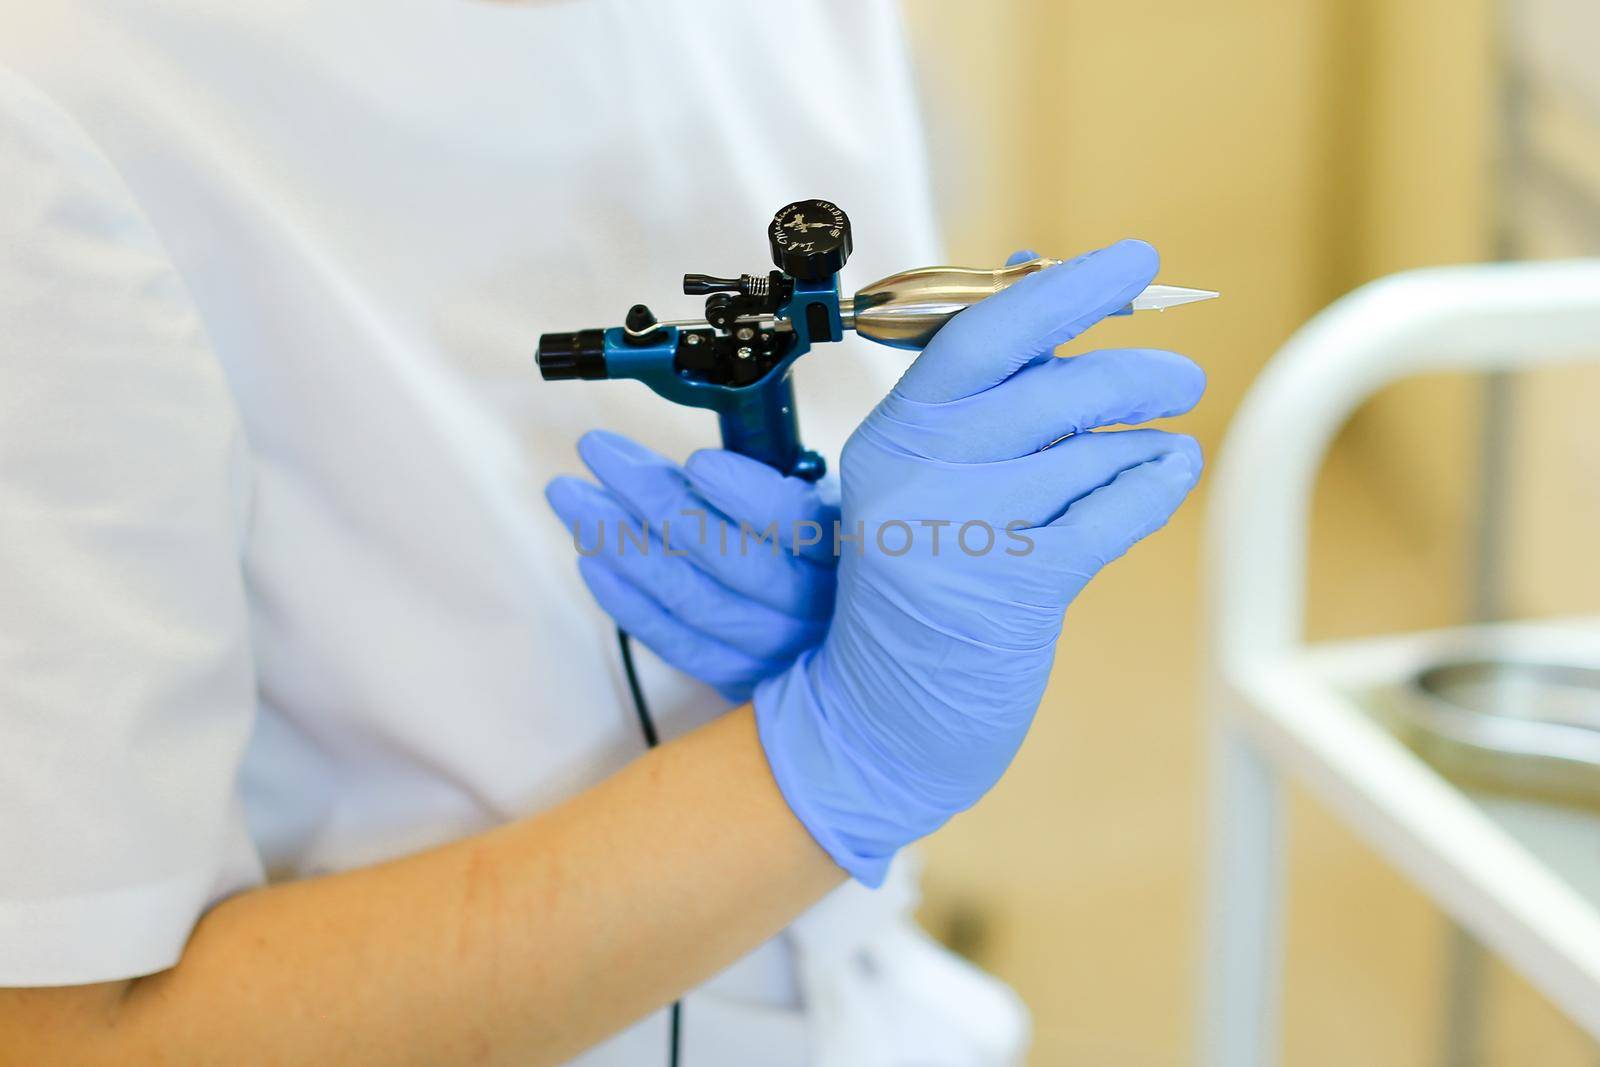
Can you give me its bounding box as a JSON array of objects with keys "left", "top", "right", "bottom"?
[{"left": 0, "top": 705, "right": 843, "bottom": 1067}]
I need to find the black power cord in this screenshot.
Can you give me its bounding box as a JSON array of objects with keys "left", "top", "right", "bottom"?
[{"left": 616, "top": 628, "right": 682, "bottom": 1067}]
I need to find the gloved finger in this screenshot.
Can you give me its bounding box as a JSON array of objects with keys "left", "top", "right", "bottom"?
[
  {"left": 1005, "top": 249, "right": 1041, "bottom": 265},
  {"left": 1002, "top": 429, "right": 1201, "bottom": 526},
  {"left": 664, "top": 516, "right": 836, "bottom": 619},
  {"left": 574, "top": 432, "right": 832, "bottom": 615},
  {"left": 548, "top": 476, "right": 833, "bottom": 645},
  {"left": 592, "top": 541, "right": 827, "bottom": 663},
  {"left": 890, "top": 348, "right": 1205, "bottom": 463},
  {"left": 577, "top": 429, "right": 695, "bottom": 525},
  {"left": 554, "top": 476, "right": 828, "bottom": 656},
  {"left": 895, "top": 238, "right": 1159, "bottom": 405},
  {"left": 1036, "top": 450, "right": 1201, "bottom": 602},
  {"left": 576, "top": 555, "right": 776, "bottom": 702},
  {"left": 685, "top": 448, "right": 841, "bottom": 565}
]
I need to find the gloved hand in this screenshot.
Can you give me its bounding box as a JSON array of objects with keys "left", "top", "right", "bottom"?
[
  {"left": 545, "top": 430, "right": 839, "bottom": 702},
  {"left": 755, "top": 239, "right": 1206, "bottom": 886}
]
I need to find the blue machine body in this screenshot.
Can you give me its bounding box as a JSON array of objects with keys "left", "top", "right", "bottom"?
[{"left": 598, "top": 274, "right": 841, "bottom": 481}]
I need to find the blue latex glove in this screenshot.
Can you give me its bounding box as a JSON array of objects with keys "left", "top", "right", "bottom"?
[
  {"left": 545, "top": 430, "right": 839, "bottom": 701},
  {"left": 755, "top": 239, "right": 1206, "bottom": 886}
]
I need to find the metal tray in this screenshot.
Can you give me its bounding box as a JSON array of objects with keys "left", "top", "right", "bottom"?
[{"left": 1393, "top": 659, "right": 1600, "bottom": 807}]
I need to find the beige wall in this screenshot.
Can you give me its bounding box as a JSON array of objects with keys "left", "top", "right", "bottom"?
[{"left": 901, "top": 1, "right": 1596, "bottom": 1063}]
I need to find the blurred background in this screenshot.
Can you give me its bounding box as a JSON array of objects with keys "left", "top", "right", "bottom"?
[{"left": 895, "top": 1, "right": 1600, "bottom": 1063}]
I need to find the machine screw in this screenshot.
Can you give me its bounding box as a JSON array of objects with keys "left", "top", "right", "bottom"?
[
  {"left": 685, "top": 333, "right": 702, "bottom": 345},
  {"left": 735, "top": 347, "right": 753, "bottom": 360},
  {"left": 736, "top": 326, "right": 754, "bottom": 341}
]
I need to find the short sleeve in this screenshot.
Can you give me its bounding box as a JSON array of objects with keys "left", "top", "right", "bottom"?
[{"left": 0, "top": 66, "right": 263, "bottom": 985}]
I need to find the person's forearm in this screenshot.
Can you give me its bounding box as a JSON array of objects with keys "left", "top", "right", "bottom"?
[{"left": 1, "top": 705, "right": 843, "bottom": 1067}]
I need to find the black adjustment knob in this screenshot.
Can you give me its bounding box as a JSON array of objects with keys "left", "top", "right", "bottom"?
[
  {"left": 536, "top": 329, "right": 608, "bottom": 380},
  {"left": 768, "top": 199, "right": 851, "bottom": 281}
]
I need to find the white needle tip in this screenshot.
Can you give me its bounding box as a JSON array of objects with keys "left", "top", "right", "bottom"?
[{"left": 1132, "top": 284, "right": 1220, "bottom": 311}]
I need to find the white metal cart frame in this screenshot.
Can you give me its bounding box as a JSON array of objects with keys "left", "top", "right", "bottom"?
[{"left": 1201, "top": 259, "right": 1600, "bottom": 1066}]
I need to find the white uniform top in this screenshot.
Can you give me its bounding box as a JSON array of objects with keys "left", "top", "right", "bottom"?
[{"left": 0, "top": 1, "right": 1026, "bottom": 1063}]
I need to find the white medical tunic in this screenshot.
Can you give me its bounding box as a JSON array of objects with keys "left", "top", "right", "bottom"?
[{"left": 0, "top": 1, "right": 1026, "bottom": 1064}]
